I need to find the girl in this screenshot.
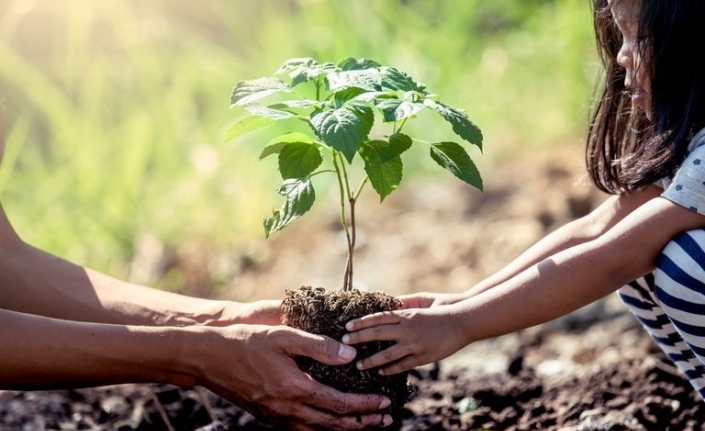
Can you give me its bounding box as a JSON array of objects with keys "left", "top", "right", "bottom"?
[{"left": 343, "top": 0, "right": 705, "bottom": 401}]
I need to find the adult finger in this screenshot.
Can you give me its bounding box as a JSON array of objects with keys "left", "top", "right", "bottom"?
[
  {"left": 294, "top": 404, "right": 392, "bottom": 430},
  {"left": 345, "top": 310, "right": 401, "bottom": 332},
  {"left": 277, "top": 327, "right": 358, "bottom": 365},
  {"left": 299, "top": 374, "right": 391, "bottom": 415},
  {"left": 248, "top": 299, "right": 283, "bottom": 325}
]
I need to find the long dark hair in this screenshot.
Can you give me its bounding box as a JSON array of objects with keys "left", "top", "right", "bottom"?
[{"left": 587, "top": 0, "right": 705, "bottom": 194}]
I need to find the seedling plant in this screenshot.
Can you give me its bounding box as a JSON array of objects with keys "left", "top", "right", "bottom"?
[
  {"left": 228, "top": 57, "right": 483, "bottom": 415},
  {"left": 229, "top": 57, "right": 483, "bottom": 289}
]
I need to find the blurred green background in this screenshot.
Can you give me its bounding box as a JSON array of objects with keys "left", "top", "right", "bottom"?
[{"left": 0, "top": 0, "right": 598, "bottom": 296}]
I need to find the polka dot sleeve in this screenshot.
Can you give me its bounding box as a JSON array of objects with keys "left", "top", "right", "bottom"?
[{"left": 662, "top": 133, "right": 705, "bottom": 215}]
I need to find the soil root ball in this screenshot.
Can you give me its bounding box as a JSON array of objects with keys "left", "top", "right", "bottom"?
[{"left": 281, "top": 285, "right": 413, "bottom": 417}]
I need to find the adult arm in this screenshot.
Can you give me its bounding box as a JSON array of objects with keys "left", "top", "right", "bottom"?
[
  {"left": 0, "top": 206, "right": 278, "bottom": 326},
  {"left": 0, "top": 307, "right": 391, "bottom": 429}
]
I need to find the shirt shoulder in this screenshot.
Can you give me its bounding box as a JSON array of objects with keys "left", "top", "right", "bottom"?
[
  {"left": 688, "top": 127, "right": 705, "bottom": 152},
  {"left": 661, "top": 128, "right": 705, "bottom": 214}
]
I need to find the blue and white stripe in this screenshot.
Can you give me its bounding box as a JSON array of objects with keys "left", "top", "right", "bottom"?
[{"left": 618, "top": 229, "right": 705, "bottom": 400}]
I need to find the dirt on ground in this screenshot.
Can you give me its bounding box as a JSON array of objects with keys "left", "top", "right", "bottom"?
[{"left": 3, "top": 144, "right": 705, "bottom": 430}]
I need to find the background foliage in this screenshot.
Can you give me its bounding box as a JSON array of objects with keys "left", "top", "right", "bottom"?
[{"left": 0, "top": 0, "right": 597, "bottom": 294}]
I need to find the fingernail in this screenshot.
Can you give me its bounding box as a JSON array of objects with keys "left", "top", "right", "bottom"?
[
  {"left": 338, "top": 344, "right": 356, "bottom": 361},
  {"left": 379, "top": 398, "right": 391, "bottom": 409},
  {"left": 342, "top": 334, "right": 350, "bottom": 344},
  {"left": 383, "top": 415, "right": 393, "bottom": 427},
  {"left": 345, "top": 321, "right": 354, "bottom": 330},
  {"left": 356, "top": 360, "right": 364, "bottom": 370}
]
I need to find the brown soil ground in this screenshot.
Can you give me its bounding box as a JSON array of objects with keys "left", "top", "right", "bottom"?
[{"left": 3, "top": 144, "right": 704, "bottom": 430}]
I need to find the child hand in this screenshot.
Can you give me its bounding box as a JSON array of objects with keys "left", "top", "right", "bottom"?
[
  {"left": 342, "top": 306, "right": 466, "bottom": 375},
  {"left": 396, "top": 293, "right": 438, "bottom": 308},
  {"left": 398, "top": 292, "right": 467, "bottom": 309}
]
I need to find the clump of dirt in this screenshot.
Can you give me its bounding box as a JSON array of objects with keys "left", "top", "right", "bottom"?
[{"left": 281, "top": 285, "right": 412, "bottom": 416}]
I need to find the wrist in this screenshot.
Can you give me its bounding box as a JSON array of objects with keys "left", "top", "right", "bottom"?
[
  {"left": 447, "top": 303, "right": 475, "bottom": 347},
  {"left": 131, "top": 326, "right": 203, "bottom": 388},
  {"left": 175, "top": 325, "right": 256, "bottom": 386},
  {"left": 174, "top": 326, "right": 216, "bottom": 385}
]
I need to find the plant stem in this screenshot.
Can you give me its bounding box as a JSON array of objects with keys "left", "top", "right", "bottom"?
[
  {"left": 339, "top": 156, "right": 353, "bottom": 201},
  {"left": 332, "top": 152, "right": 354, "bottom": 290},
  {"left": 310, "top": 169, "right": 336, "bottom": 177},
  {"left": 347, "top": 194, "right": 356, "bottom": 291},
  {"left": 353, "top": 176, "right": 369, "bottom": 202},
  {"left": 338, "top": 157, "right": 359, "bottom": 291},
  {"left": 397, "top": 117, "right": 410, "bottom": 133}
]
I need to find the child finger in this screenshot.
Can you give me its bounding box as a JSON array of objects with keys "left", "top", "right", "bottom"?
[
  {"left": 342, "top": 324, "right": 401, "bottom": 345},
  {"left": 380, "top": 355, "right": 419, "bottom": 375},
  {"left": 345, "top": 310, "right": 401, "bottom": 331},
  {"left": 355, "top": 343, "right": 409, "bottom": 370},
  {"left": 398, "top": 294, "right": 432, "bottom": 309}
]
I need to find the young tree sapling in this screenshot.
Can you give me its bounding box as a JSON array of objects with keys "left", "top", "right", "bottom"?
[{"left": 227, "top": 57, "right": 483, "bottom": 416}]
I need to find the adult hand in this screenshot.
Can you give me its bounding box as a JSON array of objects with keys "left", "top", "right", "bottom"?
[
  {"left": 187, "top": 324, "right": 393, "bottom": 430},
  {"left": 212, "top": 299, "right": 283, "bottom": 326}
]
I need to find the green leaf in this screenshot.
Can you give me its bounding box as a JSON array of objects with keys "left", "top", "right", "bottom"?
[
  {"left": 337, "top": 58, "right": 382, "bottom": 71},
  {"left": 380, "top": 67, "right": 426, "bottom": 92},
  {"left": 259, "top": 132, "right": 315, "bottom": 159},
  {"left": 278, "top": 142, "right": 323, "bottom": 179},
  {"left": 230, "top": 78, "right": 291, "bottom": 107},
  {"left": 275, "top": 58, "right": 338, "bottom": 87},
  {"left": 430, "top": 142, "right": 483, "bottom": 190},
  {"left": 292, "top": 63, "right": 337, "bottom": 87},
  {"left": 244, "top": 105, "right": 296, "bottom": 120},
  {"left": 269, "top": 99, "right": 318, "bottom": 110},
  {"left": 426, "top": 100, "right": 483, "bottom": 149},
  {"left": 381, "top": 133, "right": 413, "bottom": 162},
  {"left": 377, "top": 99, "right": 425, "bottom": 122},
  {"left": 259, "top": 142, "right": 287, "bottom": 160},
  {"left": 276, "top": 58, "right": 318, "bottom": 74},
  {"left": 264, "top": 178, "right": 315, "bottom": 238},
  {"left": 310, "top": 106, "right": 373, "bottom": 163},
  {"left": 326, "top": 69, "right": 382, "bottom": 92},
  {"left": 359, "top": 140, "right": 403, "bottom": 201},
  {"left": 223, "top": 116, "right": 275, "bottom": 142},
  {"left": 334, "top": 87, "right": 368, "bottom": 107},
  {"left": 354, "top": 91, "right": 398, "bottom": 103}
]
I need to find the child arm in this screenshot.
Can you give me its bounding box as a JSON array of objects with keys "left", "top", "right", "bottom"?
[
  {"left": 399, "top": 186, "right": 662, "bottom": 309},
  {"left": 345, "top": 196, "right": 705, "bottom": 374}
]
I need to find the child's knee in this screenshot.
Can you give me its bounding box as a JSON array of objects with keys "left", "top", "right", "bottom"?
[
  {"left": 663, "top": 229, "right": 705, "bottom": 255},
  {"left": 654, "top": 229, "right": 705, "bottom": 308},
  {"left": 656, "top": 229, "right": 705, "bottom": 271}
]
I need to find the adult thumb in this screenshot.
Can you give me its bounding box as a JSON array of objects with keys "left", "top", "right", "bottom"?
[{"left": 282, "top": 328, "right": 358, "bottom": 366}]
